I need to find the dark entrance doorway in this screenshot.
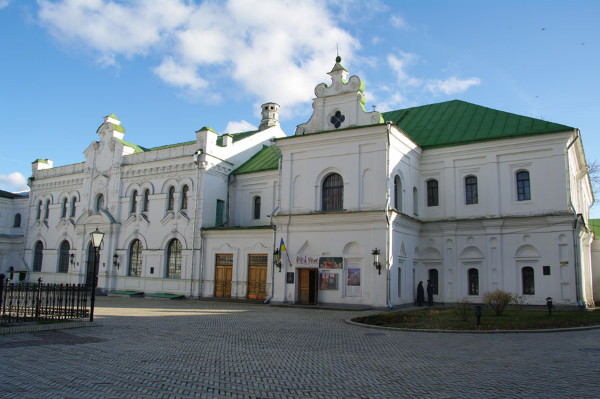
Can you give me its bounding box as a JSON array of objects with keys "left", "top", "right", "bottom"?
[{"left": 298, "top": 268, "right": 318, "bottom": 305}]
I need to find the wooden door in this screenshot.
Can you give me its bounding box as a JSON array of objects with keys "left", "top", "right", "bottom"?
[
  {"left": 247, "top": 254, "right": 268, "bottom": 300},
  {"left": 298, "top": 268, "right": 317, "bottom": 304},
  {"left": 215, "top": 254, "right": 233, "bottom": 298}
]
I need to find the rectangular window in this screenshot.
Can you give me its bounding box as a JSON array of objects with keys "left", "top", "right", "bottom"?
[
  {"left": 516, "top": 171, "right": 531, "bottom": 201},
  {"left": 543, "top": 266, "right": 551, "bottom": 275},
  {"left": 427, "top": 180, "right": 439, "bottom": 207},
  {"left": 465, "top": 176, "right": 478, "bottom": 205},
  {"left": 216, "top": 199, "right": 225, "bottom": 225}
]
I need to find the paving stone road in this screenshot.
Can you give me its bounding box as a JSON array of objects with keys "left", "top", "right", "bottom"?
[{"left": 1, "top": 297, "right": 599, "bottom": 398}]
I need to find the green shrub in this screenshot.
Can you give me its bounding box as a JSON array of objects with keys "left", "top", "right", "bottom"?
[
  {"left": 483, "top": 289, "right": 513, "bottom": 316},
  {"left": 453, "top": 298, "right": 471, "bottom": 322}
]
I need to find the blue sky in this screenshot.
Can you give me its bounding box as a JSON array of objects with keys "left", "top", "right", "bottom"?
[{"left": 1, "top": 0, "right": 599, "bottom": 213}]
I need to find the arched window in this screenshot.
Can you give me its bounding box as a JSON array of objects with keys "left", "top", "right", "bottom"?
[
  {"left": 96, "top": 194, "right": 104, "bottom": 212},
  {"left": 426, "top": 179, "right": 439, "bottom": 207},
  {"left": 36, "top": 200, "right": 42, "bottom": 220},
  {"left": 33, "top": 241, "right": 44, "bottom": 272},
  {"left": 128, "top": 239, "right": 143, "bottom": 277},
  {"left": 516, "top": 171, "right": 531, "bottom": 201},
  {"left": 166, "top": 239, "right": 182, "bottom": 278},
  {"left": 130, "top": 190, "right": 138, "bottom": 214},
  {"left": 142, "top": 189, "right": 150, "bottom": 213},
  {"left": 394, "top": 175, "right": 402, "bottom": 211},
  {"left": 253, "top": 196, "right": 261, "bottom": 219},
  {"left": 44, "top": 199, "right": 50, "bottom": 219},
  {"left": 61, "top": 197, "right": 68, "bottom": 218},
  {"left": 181, "top": 185, "right": 189, "bottom": 210},
  {"left": 167, "top": 186, "right": 175, "bottom": 211},
  {"left": 58, "top": 240, "right": 70, "bottom": 273},
  {"left": 465, "top": 175, "right": 478, "bottom": 205},
  {"left": 13, "top": 213, "right": 21, "bottom": 228},
  {"left": 428, "top": 269, "right": 439, "bottom": 295},
  {"left": 413, "top": 187, "right": 418, "bottom": 216},
  {"left": 468, "top": 268, "right": 479, "bottom": 295},
  {"left": 70, "top": 196, "right": 77, "bottom": 217},
  {"left": 522, "top": 267, "right": 535, "bottom": 295},
  {"left": 322, "top": 173, "right": 343, "bottom": 211}
]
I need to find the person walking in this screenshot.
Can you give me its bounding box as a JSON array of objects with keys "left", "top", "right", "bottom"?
[
  {"left": 416, "top": 281, "right": 424, "bottom": 306},
  {"left": 426, "top": 279, "right": 434, "bottom": 306}
]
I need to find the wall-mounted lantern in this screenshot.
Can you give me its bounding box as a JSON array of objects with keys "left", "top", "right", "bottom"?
[
  {"left": 113, "top": 252, "right": 120, "bottom": 269},
  {"left": 273, "top": 248, "right": 282, "bottom": 272},
  {"left": 371, "top": 248, "right": 381, "bottom": 275}
]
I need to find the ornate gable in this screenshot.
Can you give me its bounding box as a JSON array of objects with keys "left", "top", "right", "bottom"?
[{"left": 295, "top": 56, "right": 383, "bottom": 135}]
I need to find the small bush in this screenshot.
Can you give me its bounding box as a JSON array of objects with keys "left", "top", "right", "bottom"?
[
  {"left": 453, "top": 298, "right": 471, "bottom": 322},
  {"left": 483, "top": 289, "right": 513, "bottom": 316}
]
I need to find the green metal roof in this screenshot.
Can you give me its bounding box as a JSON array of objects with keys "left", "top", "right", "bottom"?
[
  {"left": 231, "top": 145, "right": 280, "bottom": 175},
  {"left": 589, "top": 219, "right": 600, "bottom": 237},
  {"left": 382, "top": 100, "right": 575, "bottom": 149},
  {"left": 216, "top": 130, "right": 260, "bottom": 147},
  {"left": 0, "top": 190, "right": 27, "bottom": 199},
  {"left": 116, "top": 138, "right": 148, "bottom": 153}
]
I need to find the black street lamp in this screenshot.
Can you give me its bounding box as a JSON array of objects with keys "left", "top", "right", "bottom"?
[{"left": 90, "top": 227, "right": 105, "bottom": 322}]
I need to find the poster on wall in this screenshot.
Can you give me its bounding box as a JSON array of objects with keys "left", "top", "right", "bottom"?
[
  {"left": 346, "top": 263, "right": 362, "bottom": 297},
  {"left": 319, "top": 257, "right": 343, "bottom": 269},
  {"left": 320, "top": 272, "right": 339, "bottom": 290}
]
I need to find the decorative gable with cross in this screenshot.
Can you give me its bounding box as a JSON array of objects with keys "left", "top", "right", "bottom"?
[{"left": 295, "top": 56, "right": 383, "bottom": 135}]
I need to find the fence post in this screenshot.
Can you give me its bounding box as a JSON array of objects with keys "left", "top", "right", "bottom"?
[{"left": 35, "top": 278, "right": 43, "bottom": 319}]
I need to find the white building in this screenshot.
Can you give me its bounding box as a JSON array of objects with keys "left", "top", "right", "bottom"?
[
  {"left": 3, "top": 57, "right": 596, "bottom": 308},
  {"left": 0, "top": 190, "right": 28, "bottom": 281}
]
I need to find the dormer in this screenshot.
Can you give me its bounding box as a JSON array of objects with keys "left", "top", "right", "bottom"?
[{"left": 295, "top": 56, "right": 383, "bottom": 135}]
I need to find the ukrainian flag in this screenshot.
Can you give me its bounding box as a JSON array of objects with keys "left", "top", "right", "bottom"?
[{"left": 279, "top": 238, "right": 286, "bottom": 261}]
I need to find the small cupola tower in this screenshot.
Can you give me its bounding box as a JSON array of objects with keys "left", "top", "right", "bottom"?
[{"left": 259, "top": 102, "right": 280, "bottom": 130}]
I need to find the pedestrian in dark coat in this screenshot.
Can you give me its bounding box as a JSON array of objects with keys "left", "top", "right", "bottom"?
[
  {"left": 416, "top": 281, "right": 424, "bottom": 306},
  {"left": 426, "top": 279, "right": 434, "bottom": 306}
]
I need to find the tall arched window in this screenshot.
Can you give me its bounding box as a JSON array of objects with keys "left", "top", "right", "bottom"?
[
  {"left": 181, "top": 185, "right": 189, "bottom": 210},
  {"left": 253, "top": 196, "right": 261, "bottom": 219},
  {"left": 166, "top": 239, "right": 182, "bottom": 278},
  {"left": 129, "top": 239, "right": 143, "bottom": 277},
  {"left": 58, "top": 240, "right": 70, "bottom": 273},
  {"left": 142, "top": 189, "right": 150, "bottom": 213},
  {"left": 96, "top": 194, "right": 104, "bottom": 212},
  {"left": 36, "top": 200, "right": 42, "bottom": 220},
  {"left": 70, "top": 196, "right": 77, "bottom": 217},
  {"left": 322, "top": 173, "right": 343, "bottom": 211},
  {"left": 516, "top": 171, "right": 531, "bottom": 201},
  {"left": 522, "top": 266, "right": 535, "bottom": 295},
  {"left": 413, "top": 187, "right": 418, "bottom": 216},
  {"left": 465, "top": 175, "right": 478, "bottom": 205},
  {"left": 468, "top": 268, "right": 479, "bottom": 295},
  {"left": 13, "top": 213, "right": 21, "bottom": 228},
  {"left": 426, "top": 179, "right": 439, "bottom": 207},
  {"left": 167, "top": 186, "right": 175, "bottom": 211},
  {"left": 130, "top": 190, "right": 138, "bottom": 214},
  {"left": 394, "top": 175, "right": 402, "bottom": 211},
  {"left": 33, "top": 241, "right": 44, "bottom": 272},
  {"left": 44, "top": 199, "right": 50, "bottom": 219},
  {"left": 61, "top": 197, "right": 68, "bottom": 218}
]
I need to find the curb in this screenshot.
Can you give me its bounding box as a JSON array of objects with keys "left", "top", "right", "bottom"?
[
  {"left": 344, "top": 319, "right": 600, "bottom": 334},
  {"left": 0, "top": 320, "right": 102, "bottom": 335}
]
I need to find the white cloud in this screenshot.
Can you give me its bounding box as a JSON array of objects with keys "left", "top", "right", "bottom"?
[
  {"left": 390, "top": 15, "right": 408, "bottom": 29},
  {"left": 387, "top": 53, "right": 422, "bottom": 87},
  {"left": 0, "top": 172, "right": 29, "bottom": 192},
  {"left": 426, "top": 76, "right": 482, "bottom": 95},
  {"left": 0, "top": 1, "right": 10, "bottom": 10},
  {"left": 224, "top": 120, "right": 258, "bottom": 134},
  {"left": 153, "top": 57, "right": 207, "bottom": 91},
  {"left": 37, "top": 0, "right": 359, "bottom": 113}
]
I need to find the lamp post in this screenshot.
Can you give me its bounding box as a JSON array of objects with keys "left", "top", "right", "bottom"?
[
  {"left": 90, "top": 227, "right": 105, "bottom": 322},
  {"left": 372, "top": 248, "right": 381, "bottom": 275}
]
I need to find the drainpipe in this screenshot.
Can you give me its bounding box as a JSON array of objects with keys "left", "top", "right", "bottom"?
[
  {"left": 267, "top": 144, "right": 283, "bottom": 303},
  {"left": 573, "top": 215, "right": 583, "bottom": 306},
  {"left": 385, "top": 121, "right": 393, "bottom": 309}
]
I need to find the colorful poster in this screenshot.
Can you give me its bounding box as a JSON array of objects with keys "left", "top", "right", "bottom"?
[
  {"left": 319, "top": 257, "right": 343, "bottom": 269},
  {"left": 320, "top": 272, "right": 338, "bottom": 290},
  {"left": 347, "top": 268, "right": 361, "bottom": 286}
]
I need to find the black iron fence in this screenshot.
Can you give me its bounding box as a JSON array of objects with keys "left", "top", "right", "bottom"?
[{"left": 0, "top": 274, "right": 90, "bottom": 324}]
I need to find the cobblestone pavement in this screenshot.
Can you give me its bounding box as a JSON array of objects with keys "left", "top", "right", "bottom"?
[{"left": 1, "top": 297, "right": 599, "bottom": 398}]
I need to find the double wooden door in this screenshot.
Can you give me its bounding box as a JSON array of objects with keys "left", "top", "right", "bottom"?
[
  {"left": 298, "top": 268, "right": 318, "bottom": 305},
  {"left": 215, "top": 254, "right": 233, "bottom": 298}
]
